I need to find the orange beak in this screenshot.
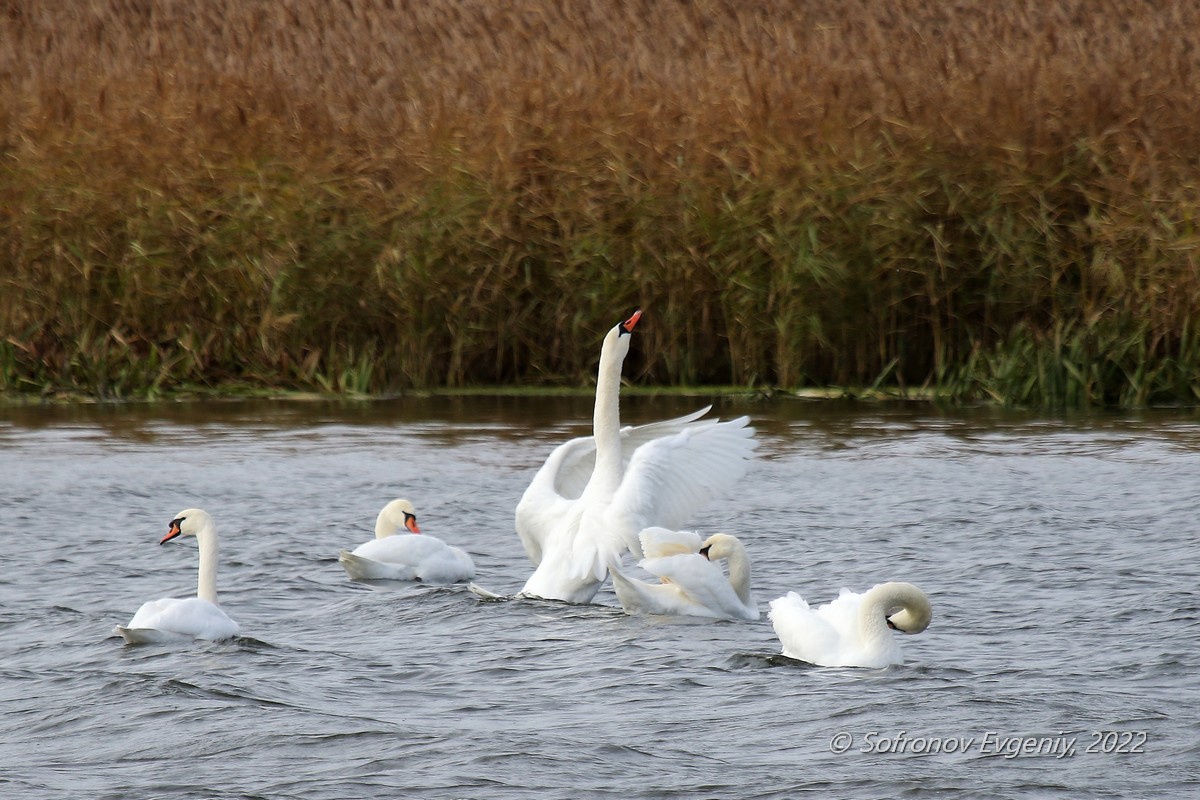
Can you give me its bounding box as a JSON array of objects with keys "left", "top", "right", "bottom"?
[
  {"left": 405, "top": 515, "right": 421, "bottom": 534},
  {"left": 622, "top": 309, "right": 642, "bottom": 333},
  {"left": 160, "top": 519, "right": 183, "bottom": 545}
]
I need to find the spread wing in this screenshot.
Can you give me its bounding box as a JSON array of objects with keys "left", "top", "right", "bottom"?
[
  {"left": 607, "top": 414, "right": 758, "bottom": 556},
  {"left": 515, "top": 435, "right": 596, "bottom": 565},
  {"left": 514, "top": 407, "right": 722, "bottom": 565}
]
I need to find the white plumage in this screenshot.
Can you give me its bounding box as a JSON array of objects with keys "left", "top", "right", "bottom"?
[
  {"left": 339, "top": 499, "right": 475, "bottom": 583},
  {"left": 114, "top": 508, "right": 240, "bottom": 644},
  {"left": 769, "top": 582, "right": 933, "bottom": 668},
  {"left": 610, "top": 528, "right": 759, "bottom": 620},
  {"left": 514, "top": 310, "right": 758, "bottom": 603}
]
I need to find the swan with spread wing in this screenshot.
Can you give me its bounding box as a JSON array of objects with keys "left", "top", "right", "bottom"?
[{"left": 512, "top": 310, "right": 758, "bottom": 604}]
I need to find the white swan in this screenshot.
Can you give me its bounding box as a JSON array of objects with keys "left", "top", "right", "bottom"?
[
  {"left": 514, "top": 309, "right": 758, "bottom": 604},
  {"left": 768, "top": 582, "right": 932, "bottom": 668},
  {"left": 339, "top": 499, "right": 475, "bottom": 583},
  {"left": 610, "top": 528, "right": 759, "bottom": 620},
  {"left": 114, "top": 508, "right": 240, "bottom": 644}
]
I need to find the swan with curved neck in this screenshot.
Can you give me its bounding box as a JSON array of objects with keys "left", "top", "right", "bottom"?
[
  {"left": 339, "top": 499, "right": 475, "bottom": 583},
  {"left": 114, "top": 508, "right": 239, "bottom": 644},
  {"left": 768, "top": 582, "right": 932, "bottom": 668},
  {"left": 512, "top": 310, "right": 758, "bottom": 604},
  {"left": 610, "top": 529, "right": 759, "bottom": 620}
]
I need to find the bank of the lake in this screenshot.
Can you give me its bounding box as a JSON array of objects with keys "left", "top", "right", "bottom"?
[{"left": 4, "top": 1, "right": 1199, "bottom": 406}]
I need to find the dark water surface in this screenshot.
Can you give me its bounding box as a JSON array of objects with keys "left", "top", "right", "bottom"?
[{"left": 1, "top": 396, "right": 1197, "bottom": 799}]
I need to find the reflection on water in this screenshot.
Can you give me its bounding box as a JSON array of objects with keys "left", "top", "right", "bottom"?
[
  {"left": 5, "top": 392, "right": 1199, "bottom": 443},
  {"left": 0, "top": 396, "right": 1198, "bottom": 799}
]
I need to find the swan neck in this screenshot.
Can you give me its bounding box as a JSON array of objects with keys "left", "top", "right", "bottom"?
[
  {"left": 590, "top": 330, "right": 626, "bottom": 490},
  {"left": 856, "top": 595, "right": 892, "bottom": 645},
  {"left": 858, "top": 583, "right": 930, "bottom": 641},
  {"left": 726, "top": 547, "right": 753, "bottom": 607},
  {"left": 196, "top": 524, "right": 220, "bottom": 604},
  {"left": 373, "top": 510, "right": 392, "bottom": 539}
]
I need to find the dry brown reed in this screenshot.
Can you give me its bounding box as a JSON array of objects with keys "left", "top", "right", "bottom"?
[{"left": 2, "top": 0, "right": 1199, "bottom": 403}]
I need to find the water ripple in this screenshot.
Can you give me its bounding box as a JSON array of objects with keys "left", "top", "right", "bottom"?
[{"left": 0, "top": 400, "right": 1196, "bottom": 798}]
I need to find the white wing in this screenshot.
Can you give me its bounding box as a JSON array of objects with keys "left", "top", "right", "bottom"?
[
  {"left": 641, "top": 553, "right": 747, "bottom": 618},
  {"left": 514, "top": 406, "right": 720, "bottom": 565},
  {"left": 606, "top": 414, "right": 758, "bottom": 556},
  {"left": 637, "top": 526, "right": 703, "bottom": 559},
  {"left": 613, "top": 552, "right": 753, "bottom": 620},
  {"left": 515, "top": 435, "right": 596, "bottom": 565}
]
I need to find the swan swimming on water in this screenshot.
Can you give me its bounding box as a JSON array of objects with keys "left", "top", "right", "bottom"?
[
  {"left": 768, "top": 582, "right": 932, "bottom": 668},
  {"left": 610, "top": 527, "right": 759, "bottom": 620},
  {"left": 113, "top": 508, "right": 240, "bottom": 644},
  {"left": 339, "top": 499, "right": 476, "bottom": 583},
  {"left": 510, "top": 310, "right": 758, "bottom": 604}
]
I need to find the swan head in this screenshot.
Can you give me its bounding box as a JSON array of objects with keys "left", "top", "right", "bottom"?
[
  {"left": 698, "top": 533, "right": 745, "bottom": 562},
  {"left": 602, "top": 309, "right": 642, "bottom": 359},
  {"left": 875, "top": 582, "right": 933, "bottom": 634},
  {"left": 377, "top": 499, "right": 421, "bottom": 538},
  {"left": 160, "top": 508, "right": 213, "bottom": 544}
]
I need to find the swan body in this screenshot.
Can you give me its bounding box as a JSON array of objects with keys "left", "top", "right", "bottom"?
[
  {"left": 610, "top": 529, "right": 759, "bottom": 620},
  {"left": 339, "top": 499, "right": 475, "bottom": 583},
  {"left": 114, "top": 509, "right": 239, "bottom": 644},
  {"left": 515, "top": 310, "right": 758, "bottom": 604},
  {"left": 768, "top": 582, "right": 932, "bottom": 668},
  {"left": 117, "top": 597, "right": 238, "bottom": 644}
]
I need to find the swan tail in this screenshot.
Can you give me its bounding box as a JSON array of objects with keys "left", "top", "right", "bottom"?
[
  {"left": 607, "top": 559, "right": 643, "bottom": 614},
  {"left": 338, "top": 550, "right": 417, "bottom": 581},
  {"left": 113, "top": 625, "right": 186, "bottom": 645},
  {"left": 608, "top": 557, "right": 677, "bottom": 617}
]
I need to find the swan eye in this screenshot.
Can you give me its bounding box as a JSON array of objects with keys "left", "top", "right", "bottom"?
[{"left": 699, "top": 546, "right": 712, "bottom": 560}]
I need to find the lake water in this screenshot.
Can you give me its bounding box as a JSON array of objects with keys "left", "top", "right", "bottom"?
[{"left": 1, "top": 396, "right": 1197, "bottom": 799}]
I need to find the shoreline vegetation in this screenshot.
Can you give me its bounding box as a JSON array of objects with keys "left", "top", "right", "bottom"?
[
  {"left": 3, "top": 0, "right": 1199, "bottom": 408},
  {"left": 0, "top": 384, "right": 938, "bottom": 407}
]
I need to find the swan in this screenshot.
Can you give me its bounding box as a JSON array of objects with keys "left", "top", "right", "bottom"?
[
  {"left": 768, "top": 582, "right": 932, "bottom": 668},
  {"left": 339, "top": 499, "right": 475, "bottom": 583},
  {"left": 610, "top": 528, "right": 759, "bottom": 620},
  {"left": 113, "top": 508, "right": 240, "bottom": 644},
  {"left": 513, "top": 309, "right": 758, "bottom": 604}
]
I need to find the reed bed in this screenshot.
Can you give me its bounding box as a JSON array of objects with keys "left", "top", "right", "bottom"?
[{"left": 2, "top": 0, "right": 1199, "bottom": 405}]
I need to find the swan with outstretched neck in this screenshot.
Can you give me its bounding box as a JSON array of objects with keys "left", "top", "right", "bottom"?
[
  {"left": 768, "top": 582, "right": 932, "bottom": 668},
  {"left": 339, "top": 499, "right": 475, "bottom": 583},
  {"left": 114, "top": 509, "right": 239, "bottom": 644},
  {"left": 610, "top": 528, "right": 759, "bottom": 620},
  {"left": 509, "top": 310, "right": 758, "bottom": 604}
]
